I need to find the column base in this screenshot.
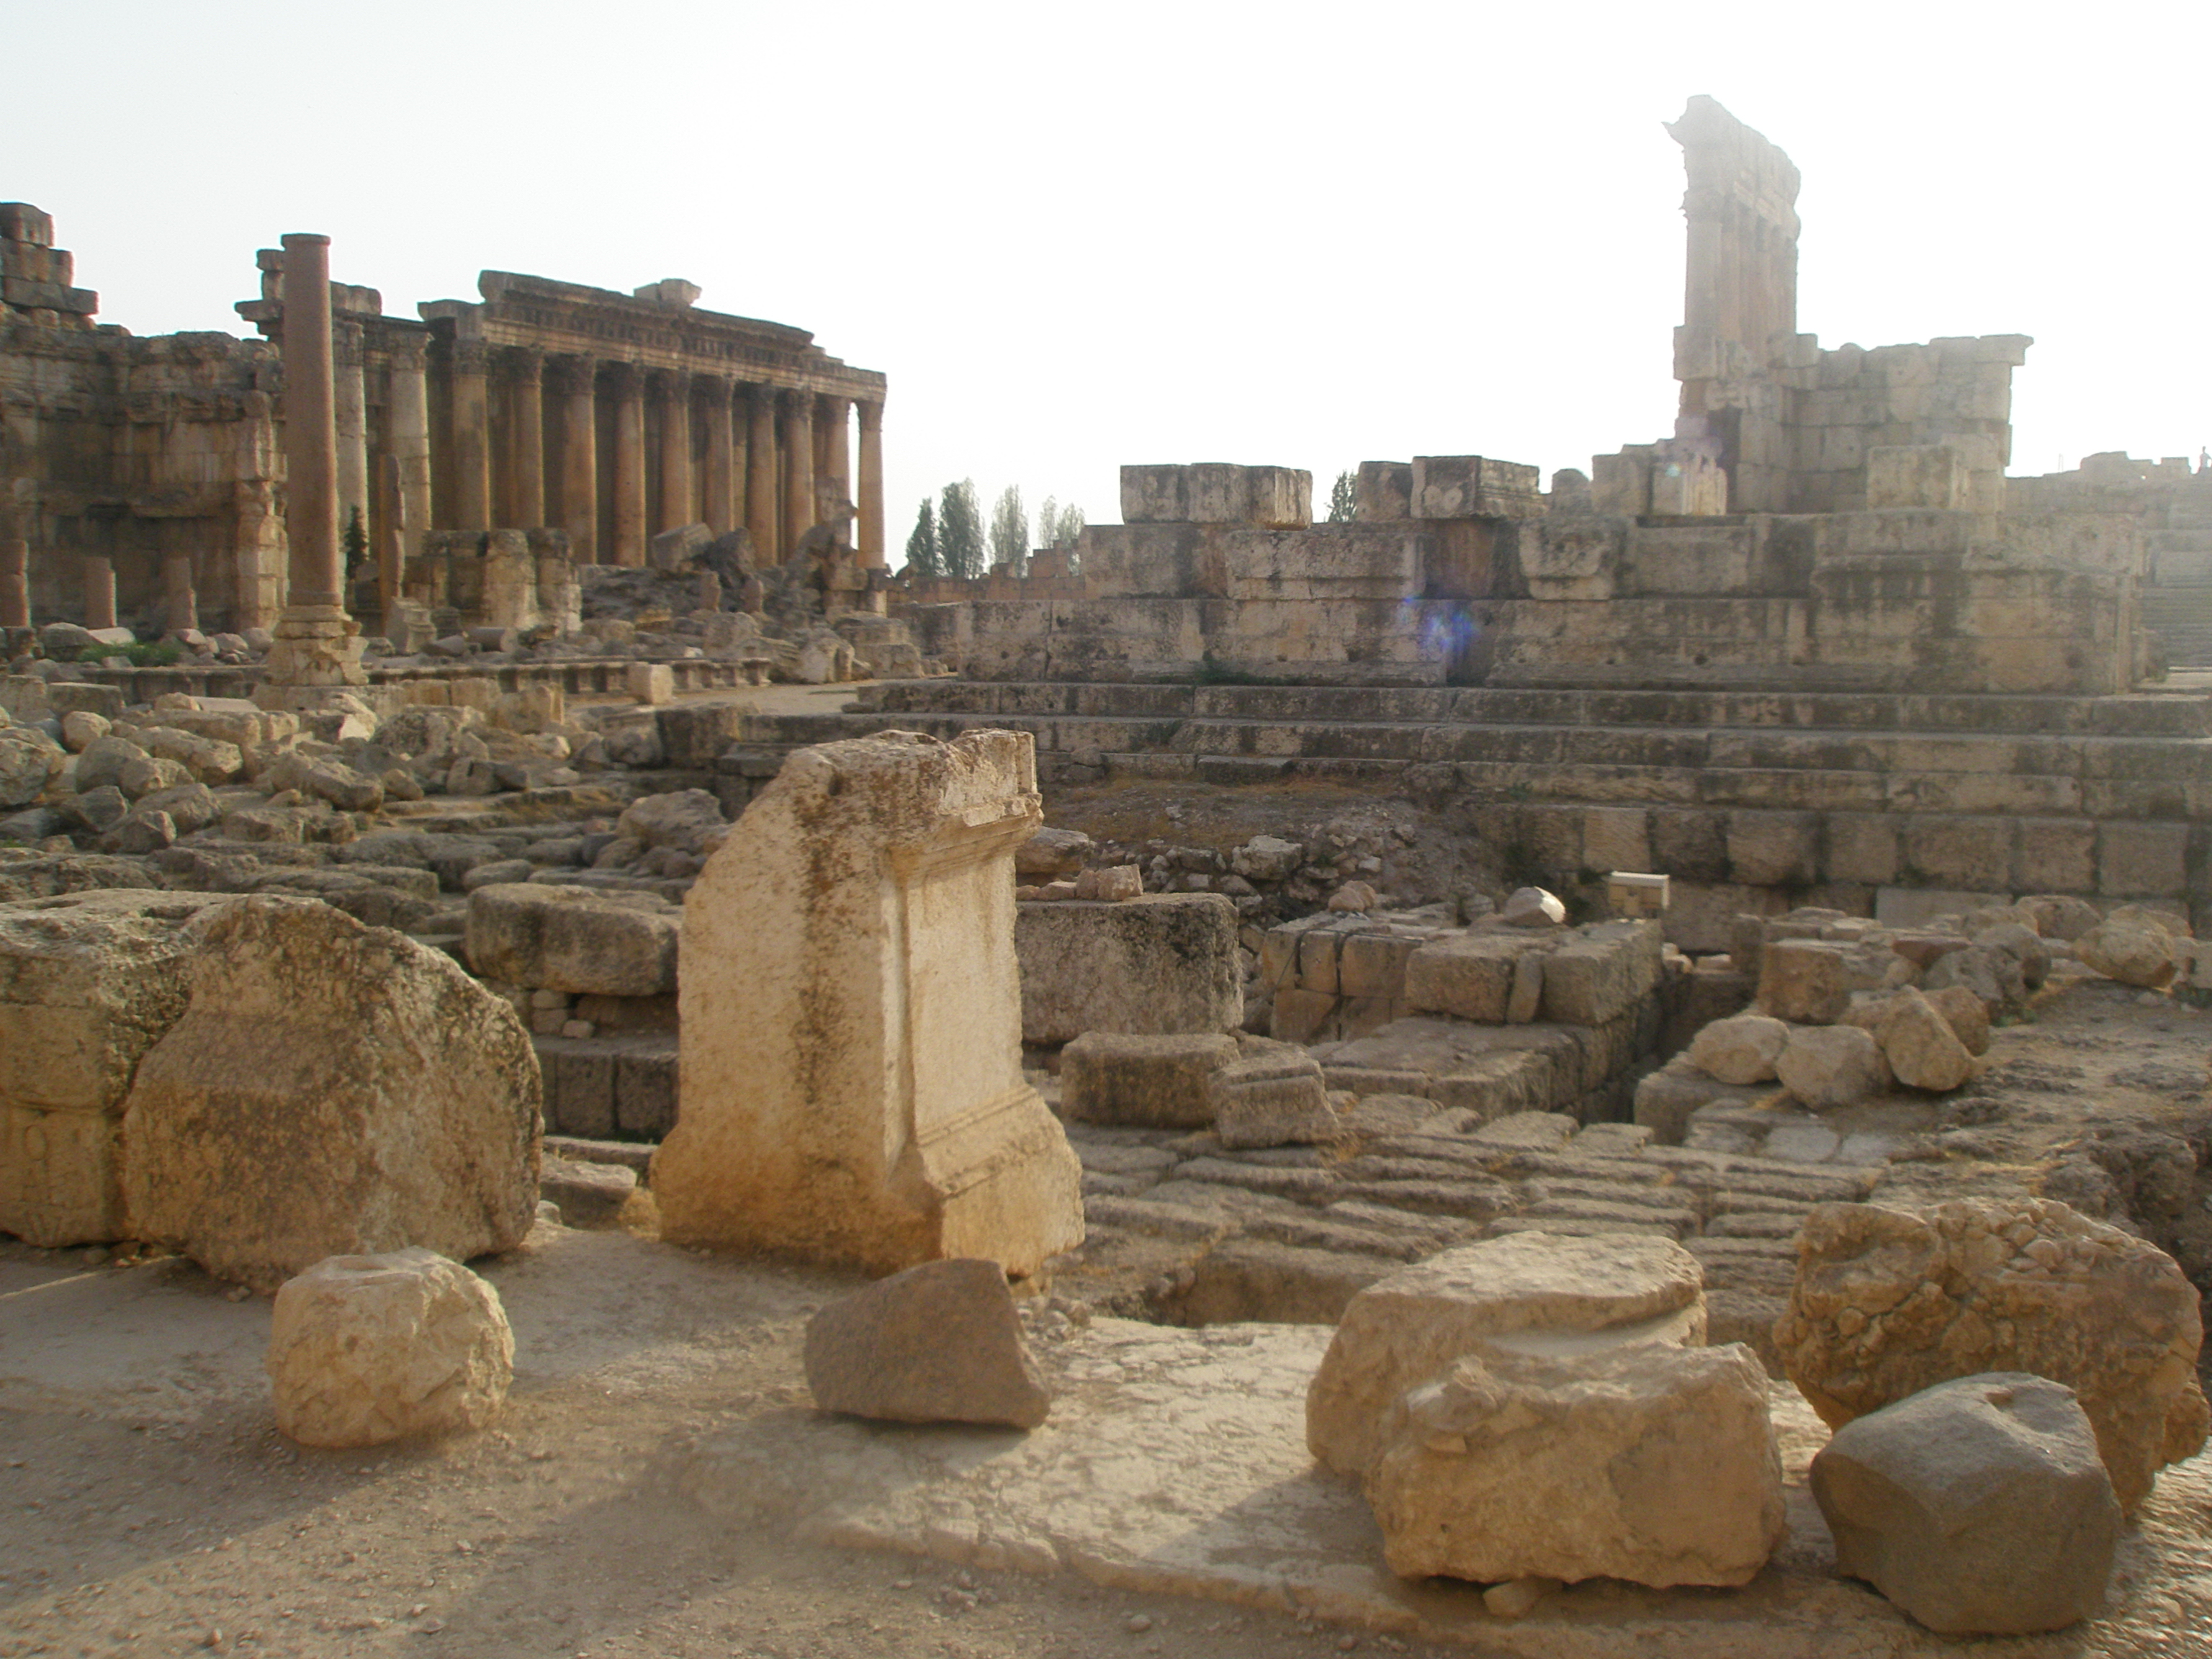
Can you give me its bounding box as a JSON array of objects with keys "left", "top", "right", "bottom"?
[{"left": 259, "top": 605, "right": 367, "bottom": 691}]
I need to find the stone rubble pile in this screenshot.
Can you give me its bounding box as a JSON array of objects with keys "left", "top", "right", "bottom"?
[{"left": 1633, "top": 896, "right": 2195, "bottom": 1141}]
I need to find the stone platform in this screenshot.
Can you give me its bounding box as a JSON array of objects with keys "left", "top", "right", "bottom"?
[{"left": 726, "top": 678, "right": 2212, "bottom": 943}]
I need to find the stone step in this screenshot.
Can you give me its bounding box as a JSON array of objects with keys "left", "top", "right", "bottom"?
[
  {"left": 534, "top": 1033, "right": 678, "bottom": 1141},
  {"left": 863, "top": 679, "right": 2212, "bottom": 739},
  {"left": 1519, "top": 1195, "right": 1699, "bottom": 1236}
]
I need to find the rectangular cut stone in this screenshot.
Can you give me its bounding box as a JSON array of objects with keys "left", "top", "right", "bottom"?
[
  {"left": 655, "top": 731, "right": 1084, "bottom": 1276},
  {"left": 1539, "top": 922, "right": 1663, "bottom": 1027},
  {"left": 1061, "top": 1032, "right": 1239, "bottom": 1128},
  {"left": 1339, "top": 932, "right": 1420, "bottom": 1000},
  {"left": 1864, "top": 445, "right": 1968, "bottom": 510},
  {"left": 2098, "top": 822, "right": 2189, "bottom": 896},
  {"left": 2014, "top": 819, "right": 2096, "bottom": 894},
  {"left": 0, "top": 891, "right": 222, "bottom": 1246},
  {"left": 1014, "top": 894, "right": 1244, "bottom": 1046},
  {"left": 1410, "top": 456, "right": 1544, "bottom": 521},
  {"left": 1403, "top": 935, "right": 1555, "bottom": 1024},
  {"left": 465, "top": 885, "right": 680, "bottom": 997},
  {"left": 1355, "top": 462, "right": 1412, "bottom": 520}
]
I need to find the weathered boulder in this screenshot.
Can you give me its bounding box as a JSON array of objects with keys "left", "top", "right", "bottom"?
[
  {"left": 71, "top": 733, "right": 150, "bottom": 796},
  {"left": 117, "top": 754, "right": 190, "bottom": 800},
  {"left": 1228, "top": 835, "right": 1301, "bottom": 882},
  {"left": 1923, "top": 943, "right": 2028, "bottom": 1017},
  {"left": 1774, "top": 1022, "right": 1887, "bottom": 1108},
  {"left": 1210, "top": 1049, "right": 1338, "bottom": 1149},
  {"left": 266, "top": 1248, "right": 513, "bottom": 1448},
  {"left": 1059, "top": 1031, "right": 1238, "bottom": 1128},
  {"left": 1073, "top": 863, "right": 1143, "bottom": 902},
  {"left": 1500, "top": 886, "right": 1565, "bottom": 928},
  {"left": 1367, "top": 1341, "right": 1784, "bottom": 1588},
  {"left": 1756, "top": 938, "right": 1851, "bottom": 1023},
  {"left": 58, "top": 709, "right": 109, "bottom": 752},
  {"left": 614, "top": 788, "right": 728, "bottom": 858},
  {"left": 1876, "top": 986, "right": 1977, "bottom": 1092},
  {"left": 266, "top": 752, "right": 383, "bottom": 813},
  {"left": 0, "top": 890, "right": 227, "bottom": 1246},
  {"left": 1812, "top": 1372, "right": 2120, "bottom": 1636},
  {"left": 1776, "top": 1198, "right": 2208, "bottom": 1514},
  {"left": 465, "top": 884, "right": 681, "bottom": 997},
  {"left": 1307, "top": 1231, "right": 1707, "bottom": 1478},
  {"left": 0, "top": 727, "right": 65, "bottom": 809},
  {"left": 2074, "top": 916, "right": 2177, "bottom": 989},
  {"left": 1924, "top": 984, "right": 1992, "bottom": 1055},
  {"left": 537, "top": 1155, "right": 637, "bottom": 1229},
  {"left": 1015, "top": 827, "right": 1094, "bottom": 879},
  {"left": 803, "top": 1257, "right": 1050, "bottom": 1428},
  {"left": 122, "top": 898, "right": 543, "bottom": 1292},
  {"left": 1686, "top": 1012, "right": 1789, "bottom": 1084}
]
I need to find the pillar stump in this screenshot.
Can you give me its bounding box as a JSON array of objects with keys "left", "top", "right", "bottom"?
[
  {"left": 652, "top": 729, "right": 1084, "bottom": 1275},
  {"left": 83, "top": 557, "right": 117, "bottom": 630}
]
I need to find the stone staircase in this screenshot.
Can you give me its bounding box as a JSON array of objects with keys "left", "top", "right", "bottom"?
[
  {"left": 2143, "top": 586, "right": 2212, "bottom": 669},
  {"left": 721, "top": 678, "right": 2212, "bottom": 937}
]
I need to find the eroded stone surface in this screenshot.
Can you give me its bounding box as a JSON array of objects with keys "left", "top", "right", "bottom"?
[
  {"left": 266, "top": 1247, "right": 513, "bottom": 1449},
  {"left": 1776, "top": 1198, "right": 2208, "bottom": 1514},
  {"left": 804, "top": 1258, "right": 1049, "bottom": 1429}
]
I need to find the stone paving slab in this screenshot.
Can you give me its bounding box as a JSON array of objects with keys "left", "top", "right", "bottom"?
[{"left": 678, "top": 1315, "right": 2212, "bottom": 1658}]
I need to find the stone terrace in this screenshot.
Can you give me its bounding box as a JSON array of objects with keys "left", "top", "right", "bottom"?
[{"left": 726, "top": 677, "right": 2212, "bottom": 945}]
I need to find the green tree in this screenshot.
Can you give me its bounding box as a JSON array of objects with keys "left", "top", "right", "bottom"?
[
  {"left": 939, "top": 479, "right": 985, "bottom": 578},
  {"left": 1326, "top": 470, "right": 1357, "bottom": 523},
  {"left": 904, "top": 498, "right": 940, "bottom": 577},
  {"left": 342, "top": 504, "right": 370, "bottom": 588},
  {"left": 1053, "top": 503, "right": 1085, "bottom": 548},
  {"left": 989, "top": 485, "right": 1027, "bottom": 574},
  {"left": 1035, "top": 495, "right": 1057, "bottom": 552}
]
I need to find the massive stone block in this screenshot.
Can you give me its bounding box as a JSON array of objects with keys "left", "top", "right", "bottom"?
[
  {"left": 464, "top": 884, "right": 681, "bottom": 997},
  {"left": 0, "top": 890, "right": 226, "bottom": 1246},
  {"left": 1014, "top": 893, "right": 1243, "bottom": 1046},
  {"left": 654, "top": 730, "right": 1084, "bottom": 1276},
  {"left": 121, "top": 898, "right": 542, "bottom": 1291},
  {"left": 1776, "top": 1198, "right": 2208, "bottom": 1515}
]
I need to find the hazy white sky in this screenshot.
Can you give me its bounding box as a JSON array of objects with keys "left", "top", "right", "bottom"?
[{"left": 12, "top": 1, "right": 2209, "bottom": 546}]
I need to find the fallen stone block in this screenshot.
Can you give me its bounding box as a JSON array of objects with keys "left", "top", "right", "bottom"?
[
  {"left": 266, "top": 1247, "right": 513, "bottom": 1448},
  {"left": 1306, "top": 1231, "right": 1707, "bottom": 1479},
  {"left": 1210, "top": 1051, "right": 1338, "bottom": 1149},
  {"left": 1367, "top": 1340, "right": 1784, "bottom": 1588},
  {"left": 538, "top": 1154, "right": 638, "bottom": 1229},
  {"left": 1060, "top": 1031, "right": 1238, "bottom": 1128},
  {"left": 121, "top": 897, "right": 543, "bottom": 1292},
  {"left": 804, "top": 1257, "right": 1049, "bottom": 1428},
  {"left": 2074, "top": 915, "right": 2177, "bottom": 988},
  {"left": 1537, "top": 920, "right": 1660, "bottom": 1026},
  {"left": 1776, "top": 1197, "right": 2209, "bottom": 1515},
  {"left": 1757, "top": 938, "right": 1853, "bottom": 1022},
  {"left": 0, "top": 890, "right": 226, "bottom": 1246},
  {"left": 1015, "top": 892, "right": 1244, "bottom": 1045},
  {"left": 465, "top": 884, "right": 680, "bottom": 997},
  {"left": 1687, "top": 1011, "right": 1789, "bottom": 1084},
  {"left": 1876, "top": 986, "right": 1977, "bottom": 1092},
  {"left": 1774, "top": 1022, "right": 1886, "bottom": 1109},
  {"left": 1812, "top": 1372, "right": 2120, "bottom": 1635}
]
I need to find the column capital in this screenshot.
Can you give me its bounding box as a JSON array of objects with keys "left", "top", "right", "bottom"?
[
  {"left": 548, "top": 352, "right": 597, "bottom": 396},
  {"left": 692, "top": 370, "right": 732, "bottom": 400},
  {"left": 856, "top": 397, "right": 884, "bottom": 431},
  {"left": 650, "top": 367, "right": 692, "bottom": 403},
  {"left": 781, "top": 385, "right": 814, "bottom": 417},
  {"left": 382, "top": 331, "right": 430, "bottom": 373},
  {"left": 504, "top": 344, "right": 546, "bottom": 382},
  {"left": 747, "top": 380, "right": 780, "bottom": 411},
  {"left": 606, "top": 359, "right": 645, "bottom": 397},
  {"left": 332, "top": 317, "right": 366, "bottom": 369},
  {"left": 450, "top": 338, "right": 493, "bottom": 376}
]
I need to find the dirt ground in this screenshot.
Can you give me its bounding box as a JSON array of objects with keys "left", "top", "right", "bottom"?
[{"left": 3, "top": 1234, "right": 1411, "bottom": 1659}]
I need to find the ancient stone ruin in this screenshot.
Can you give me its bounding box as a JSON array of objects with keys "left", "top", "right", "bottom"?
[{"left": 5, "top": 94, "right": 2212, "bottom": 1656}]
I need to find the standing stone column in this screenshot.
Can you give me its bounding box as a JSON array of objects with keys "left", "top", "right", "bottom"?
[
  {"left": 654, "top": 369, "right": 693, "bottom": 533},
  {"left": 333, "top": 319, "right": 370, "bottom": 572},
  {"left": 508, "top": 347, "right": 547, "bottom": 529},
  {"left": 162, "top": 554, "right": 198, "bottom": 637},
  {"left": 83, "top": 557, "right": 117, "bottom": 629},
  {"left": 782, "top": 390, "right": 816, "bottom": 550},
  {"left": 822, "top": 395, "right": 852, "bottom": 500},
  {"left": 857, "top": 399, "right": 886, "bottom": 565},
  {"left": 384, "top": 332, "right": 433, "bottom": 611},
  {"left": 701, "top": 376, "right": 737, "bottom": 532},
  {"left": 1, "top": 538, "right": 29, "bottom": 629},
  {"left": 746, "top": 385, "right": 779, "bottom": 563},
  {"left": 264, "top": 231, "right": 364, "bottom": 689},
  {"left": 552, "top": 354, "right": 598, "bottom": 564},
  {"left": 609, "top": 362, "right": 647, "bottom": 567},
  {"left": 449, "top": 337, "right": 494, "bottom": 531}
]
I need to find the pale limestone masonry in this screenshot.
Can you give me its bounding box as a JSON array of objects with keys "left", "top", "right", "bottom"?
[
  {"left": 654, "top": 729, "right": 1084, "bottom": 1276},
  {"left": 1, "top": 199, "right": 886, "bottom": 639}
]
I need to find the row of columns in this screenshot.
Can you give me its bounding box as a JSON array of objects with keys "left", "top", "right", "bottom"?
[{"left": 440, "top": 348, "right": 884, "bottom": 570}]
